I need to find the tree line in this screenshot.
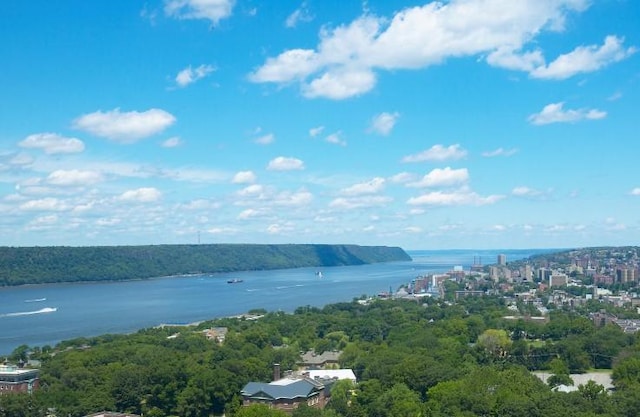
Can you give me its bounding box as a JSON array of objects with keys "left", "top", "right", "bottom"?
[
  {"left": 3, "top": 295, "right": 640, "bottom": 416},
  {"left": 0, "top": 244, "right": 411, "bottom": 286}
]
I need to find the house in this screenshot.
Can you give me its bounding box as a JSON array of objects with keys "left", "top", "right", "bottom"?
[
  {"left": 241, "top": 377, "right": 328, "bottom": 413},
  {"left": 203, "top": 327, "right": 228, "bottom": 343},
  {"left": 84, "top": 413, "right": 141, "bottom": 417},
  {"left": 0, "top": 364, "right": 39, "bottom": 395},
  {"left": 297, "top": 350, "right": 341, "bottom": 370}
]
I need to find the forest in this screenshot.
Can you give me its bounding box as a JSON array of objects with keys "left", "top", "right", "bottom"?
[
  {"left": 0, "top": 244, "right": 410, "bottom": 286},
  {"left": 3, "top": 295, "right": 640, "bottom": 417}
]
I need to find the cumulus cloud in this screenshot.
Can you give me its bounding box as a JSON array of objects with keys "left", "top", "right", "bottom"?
[
  {"left": 20, "top": 197, "right": 68, "bottom": 211},
  {"left": 630, "top": 188, "right": 640, "bottom": 196},
  {"left": 388, "top": 172, "right": 416, "bottom": 184},
  {"left": 409, "top": 167, "right": 469, "bottom": 188},
  {"left": 512, "top": 186, "right": 544, "bottom": 197},
  {"left": 47, "top": 170, "right": 103, "bottom": 187},
  {"left": 249, "top": 1, "right": 632, "bottom": 99},
  {"left": 237, "top": 208, "right": 265, "bottom": 219},
  {"left": 267, "top": 156, "right": 305, "bottom": 171},
  {"left": 254, "top": 133, "right": 275, "bottom": 145},
  {"left": 340, "top": 177, "right": 386, "bottom": 196},
  {"left": 528, "top": 102, "right": 606, "bottom": 125},
  {"left": 175, "top": 64, "right": 215, "bottom": 87},
  {"left": 285, "top": 2, "right": 313, "bottom": 28},
  {"left": 369, "top": 112, "right": 399, "bottom": 135},
  {"left": 19, "top": 133, "right": 85, "bottom": 154},
  {"left": 118, "top": 187, "right": 162, "bottom": 203},
  {"left": 309, "top": 126, "right": 325, "bottom": 137},
  {"left": 232, "top": 170, "right": 257, "bottom": 184},
  {"left": 237, "top": 184, "right": 264, "bottom": 197},
  {"left": 325, "top": 131, "right": 346, "bottom": 146},
  {"left": 73, "top": 108, "right": 176, "bottom": 143},
  {"left": 162, "top": 136, "right": 183, "bottom": 148},
  {"left": 530, "top": 36, "right": 637, "bottom": 80},
  {"left": 482, "top": 147, "right": 518, "bottom": 157},
  {"left": 164, "top": 0, "right": 235, "bottom": 25},
  {"left": 329, "top": 195, "right": 392, "bottom": 210},
  {"left": 407, "top": 188, "right": 503, "bottom": 206},
  {"left": 402, "top": 144, "right": 467, "bottom": 163}
]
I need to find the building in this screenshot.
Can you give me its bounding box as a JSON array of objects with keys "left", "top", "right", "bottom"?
[
  {"left": 84, "top": 413, "right": 141, "bottom": 417},
  {"left": 0, "top": 364, "right": 39, "bottom": 395},
  {"left": 302, "top": 369, "right": 357, "bottom": 385},
  {"left": 297, "top": 350, "right": 341, "bottom": 370},
  {"left": 549, "top": 273, "right": 569, "bottom": 287},
  {"left": 241, "top": 376, "right": 328, "bottom": 413},
  {"left": 497, "top": 254, "right": 507, "bottom": 266}
]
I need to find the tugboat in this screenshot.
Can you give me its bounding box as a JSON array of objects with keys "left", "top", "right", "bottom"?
[{"left": 227, "top": 278, "right": 243, "bottom": 284}]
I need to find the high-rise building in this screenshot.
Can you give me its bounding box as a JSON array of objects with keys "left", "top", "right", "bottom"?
[{"left": 497, "top": 254, "right": 507, "bottom": 266}]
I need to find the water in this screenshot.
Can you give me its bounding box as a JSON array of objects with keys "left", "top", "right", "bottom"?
[{"left": 0, "top": 249, "right": 549, "bottom": 355}]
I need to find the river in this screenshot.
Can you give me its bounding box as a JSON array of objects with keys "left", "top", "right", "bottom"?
[{"left": 0, "top": 248, "right": 552, "bottom": 355}]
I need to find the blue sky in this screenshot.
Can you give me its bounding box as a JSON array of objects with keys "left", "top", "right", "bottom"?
[{"left": 1, "top": 0, "right": 639, "bottom": 250}]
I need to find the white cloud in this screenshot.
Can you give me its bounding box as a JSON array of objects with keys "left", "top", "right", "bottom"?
[
  {"left": 409, "top": 167, "right": 469, "bottom": 188},
  {"left": 47, "top": 170, "right": 103, "bottom": 187},
  {"left": 329, "top": 195, "right": 392, "bottom": 210},
  {"left": 325, "top": 131, "right": 346, "bottom": 146},
  {"left": 309, "top": 126, "right": 325, "bottom": 137},
  {"left": 389, "top": 172, "right": 416, "bottom": 184},
  {"left": 73, "top": 108, "right": 176, "bottom": 143},
  {"left": 341, "top": 177, "right": 386, "bottom": 196},
  {"left": 232, "top": 170, "right": 257, "bottom": 184},
  {"left": 285, "top": 2, "right": 313, "bottom": 28},
  {"left": 531, "top": 36, "right": 637, "bottom": 80},
  {"left": 207, "top": 226, "right": 237, "bottom": 235},
  {"left": 487, "top": 47, "right": 545, "bottom": 72},
  {"left": 20, "top": 197, "right": 68, "bottom": 211},
  {"left": 369, "top": 112, "right": 399, "bottom": 135},
  {"left": 237, "top": 184, "right": 264, "bottom": 197},
  {"left": 19, "top": 133, "right": 85, "bottom": 154},
  {"left": 164, "top": 0, "right": 235, "bottom": 25},
  {"left": 237, "top": 208, "right": 265, "bottom": 219},
  {"left": 302, "top": 68, "right": 377, "bottom": 100},
  {"left": 9, "top": 153, "right": 34, "bottom": 166},
  {"left": 482, "top": 147, "right": 518, "bottom": 157},
  {"left": 402, "top": 144, "right": 467, "bottom": 163},
  {"left": 407, "top": 190, "right": 504, "bottom": 206},
  {"left": 273, "top": 189, "right": 313, "bottom": 206},
  {"left": 255, "top": 133, "right": 275, "bottom": 145},
  {"left": 267, "top": 156, "right": 305, "bottom": 171},
  {"left": 162, "top": 136, "right": 183, "bottom": 148},
  {"left": 118, "top": 187, "right": 162, "bottom": 203},
  {"left": 512, "top": 186, "right": 543, "bottom": 197},
  {"left": 175, "top": 64, "right": 215, "bottom": 87},
  {"left": 249, "top": 1, "right": 611, "bottom": 99},
  {"left": 528, "top": 102, "right": 606, "bottom": 125},
  {"left": 266, "top": 222, "right": 295, "bottom": 235},
  {"left": 630, "top": 188, "right": 640, "bottom": 196}
]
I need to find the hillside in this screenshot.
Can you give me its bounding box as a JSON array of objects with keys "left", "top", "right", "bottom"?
[{"left": 0, "top": 244, "right": 411, "bottom": 286}]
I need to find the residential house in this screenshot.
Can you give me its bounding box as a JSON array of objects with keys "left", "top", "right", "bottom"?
[{"left": 297, "top": 350, "right": 341, "bottom": 370}]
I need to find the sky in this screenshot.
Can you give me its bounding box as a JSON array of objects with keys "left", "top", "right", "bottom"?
[{"left": 0, "top": 0, "right": 639, "bottom": 250}]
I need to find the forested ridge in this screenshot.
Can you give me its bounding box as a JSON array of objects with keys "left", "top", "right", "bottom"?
[
  {"left": 3, "top": 296, "right": 640, "bottom": 417},
  {"left": 0, "top": 244, "right": 411, "bottom": 286}
]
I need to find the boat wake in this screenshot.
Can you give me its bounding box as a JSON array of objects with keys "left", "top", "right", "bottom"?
[
  {"left": 0, "top": 307, "right": 57, "bottom": 318},
  {"left": 276, "top": 284, "right": 305, "bottom": 290},
  {"left": 24, "top": 298, "right": 47, "bottom": 303}
]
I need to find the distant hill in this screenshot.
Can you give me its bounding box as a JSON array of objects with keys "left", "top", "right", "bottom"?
[{"left": 0, "top": 244, "right": 412, "bottom": 286}]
